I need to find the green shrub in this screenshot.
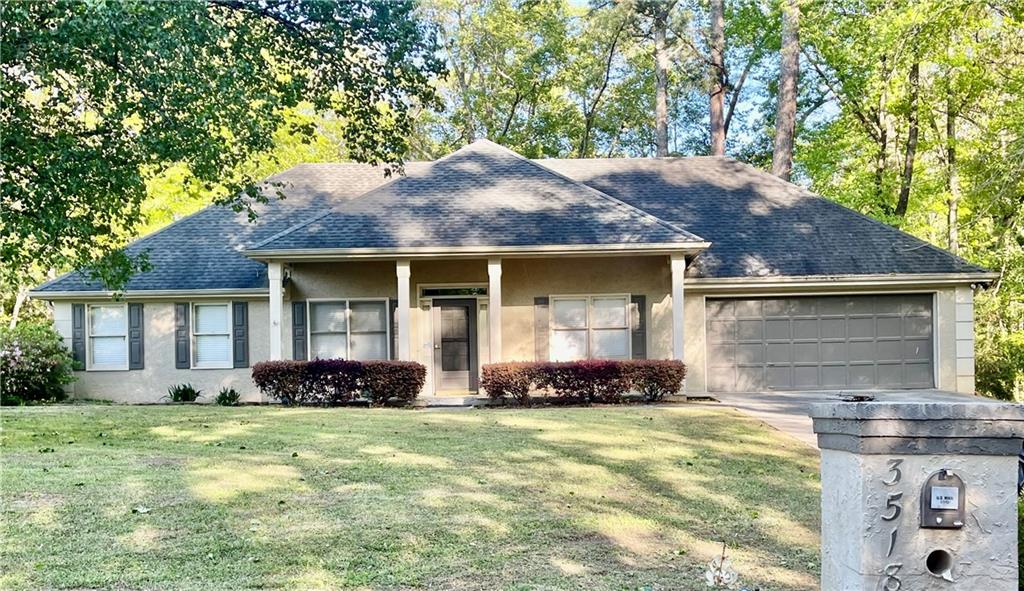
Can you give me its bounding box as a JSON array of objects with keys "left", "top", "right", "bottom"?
[
  {"left": 976, "top": 332, "right": 1024, "bottom": 401},
  {"left": 214, "top": 387, "right": 241, "bottom": 406},
  {"left": 0, "top": 321, "right": 75, "bottom": 405},
  {"left": 166, "top": 383, "right": 202, "bottom": 402}
]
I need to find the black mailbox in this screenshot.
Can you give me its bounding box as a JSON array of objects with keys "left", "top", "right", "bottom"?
[{"left": 920, "top": 469, "right": 965, "bottom": 529}]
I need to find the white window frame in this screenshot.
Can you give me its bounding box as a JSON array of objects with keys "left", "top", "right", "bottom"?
[
  {"left": 549, "top": 294, "right": 632, "bottom": 361},
  {"left": 191, "top": 302, "right": 233, "bottom": 370},
  {"left": 86, "top": 303, "right": 129, "bottom": 371},
  {"left": 307, "top": 298, "right": 391, "bottom": 361}
]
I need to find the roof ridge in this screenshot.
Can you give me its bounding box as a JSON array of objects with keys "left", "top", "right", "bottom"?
[
  {"left": 488, "top": 141, "right": 705, "bottom": 242},
  {"left": 724, "top": 158, "right": 986, "bottom": 272}
]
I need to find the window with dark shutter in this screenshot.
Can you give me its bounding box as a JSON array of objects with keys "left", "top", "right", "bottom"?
[
  {"left": 389, "top": 298, "right": 398, "bottom": 360},
  {"left": 128, "top": 303, "right": 144, "bottom": 370},
  {"left": 174, "top": 303, "right": 190, "bottom": 369},
  {"left": 630, "top": 295, "right": 647, "bottom": 359},
  {"left": 291, "top": 301, "right": 307, "bottom": 360},
  {"left": 533, "top": 297, "right": 549, "bottom": 361},
  {"left": 71, "top": 303, "right": 86, "bottom": 370},
  {"left": 232, "top": 301, "right": 248, "bottom": 368}
]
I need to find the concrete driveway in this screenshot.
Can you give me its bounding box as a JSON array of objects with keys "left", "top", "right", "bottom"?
[{"left": 710, "top": 390, "right": 995, "bottom": 447}]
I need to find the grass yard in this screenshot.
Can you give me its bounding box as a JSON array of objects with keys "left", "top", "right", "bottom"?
[{"left": 1, "top": 404, "right": 821, "bottom": 590}]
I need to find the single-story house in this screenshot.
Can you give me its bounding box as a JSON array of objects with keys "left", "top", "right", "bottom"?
[{"left": 31, "top": 140, "right": 995, "bottom": 403}]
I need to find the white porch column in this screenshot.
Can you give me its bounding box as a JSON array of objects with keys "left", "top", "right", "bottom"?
[
  {"left": 670, "top": 253, "right": 686, "bottom": 361},
  {"left": 268, "top": 262, "right": 283, "bottom": 360},
  {"left": 488, "top": 258, "right": 502, "bottom": 363},
  {"left": 396, "top": 259, "right": 412, "bottom": 361}
]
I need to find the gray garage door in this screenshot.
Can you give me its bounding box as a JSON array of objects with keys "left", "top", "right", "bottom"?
[{"left": 706, "top": 295, "right": 933, "bottom": 392}]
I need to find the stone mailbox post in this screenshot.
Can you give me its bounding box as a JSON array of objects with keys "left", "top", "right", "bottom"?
[{"left": 810, "top": 400, "right": 1023, "bottom": 590}]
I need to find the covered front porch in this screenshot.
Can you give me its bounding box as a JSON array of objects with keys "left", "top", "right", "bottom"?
[{"left": 262, "top": 254, "right": 691, "bottom": 399}]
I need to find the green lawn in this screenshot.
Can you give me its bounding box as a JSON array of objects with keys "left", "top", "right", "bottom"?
[{"left": 1, "top": 404, "right": 821, "bottom": 590}]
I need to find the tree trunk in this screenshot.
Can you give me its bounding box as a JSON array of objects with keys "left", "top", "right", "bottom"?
[
  {"left": 771, "top": 0, "right": 799, "bottom": 180},
  {"left": 895, "top": 62, "right": 919, "bottom": 218},
  {"left": 653, "top": 10, "right": 670, "bottom": 157},
  {"left": 9, "top": 285, "right": 28, "bottom": 328},
  {"left": 708, "top": 0, "right": 725, "bottom": 155},
  {"left": 946, "top": 95, "right": 959, "bottom": 254}
]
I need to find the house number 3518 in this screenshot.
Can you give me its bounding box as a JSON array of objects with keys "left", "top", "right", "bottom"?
[{"left": 881, "top": 459, "right": 904, "bottom": 590}]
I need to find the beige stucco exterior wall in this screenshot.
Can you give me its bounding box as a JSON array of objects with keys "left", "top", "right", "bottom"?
[
  {"left": 46, "top": 261, "right": 977, "bottom": 402},
  {"left": 52, "top": 300, "right": 269, "bottom": 403}
]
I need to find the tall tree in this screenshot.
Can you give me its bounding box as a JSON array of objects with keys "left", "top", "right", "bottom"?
[
  {"left": 1, "top": 0, "right": 443, "bottom": 302},
  {"left": 708, "top": 0, "right": 726, "bottom": 155},
  {"left": 771, "top": 0, "right": 800, "bottom": 180},
  {"left": 653, "top": 6, "right": 672, "bottom": 156},
  {"left": 894, "top": 61, "right": 920, "bottom": 217}
]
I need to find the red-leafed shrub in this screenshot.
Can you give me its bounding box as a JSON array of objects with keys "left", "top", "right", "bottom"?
[
  {"left": 480, "top": 359, "right": 686, "bottom": 405},
  {"left": 536, "top": 361, "right": 631, "bottom": 403},
  {"left": 251, "top": 359, "right": 426, "bottom": 406},
  {"left": 252, "top": 360, "right": 308, "bottom": 405},
  {"left": 361, "top": 361, "right": 426, "bottom": 406},
  {"left": 306, "top": 358, "right": 363, "bottom": 404},
  {"left": 624, "top": 360, "right": 687, "bottom": 401},
  {"left": 481, "top": 362, "right": 537, "bottom": 405}
]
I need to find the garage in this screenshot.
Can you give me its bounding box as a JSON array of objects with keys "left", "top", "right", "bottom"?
[{"left": 706, "top": 294, "right": 934, "bottom": 392}]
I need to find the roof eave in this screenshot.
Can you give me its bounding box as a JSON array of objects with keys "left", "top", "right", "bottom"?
[
  {"left": 29, "top": 287, "right": 270, "bottom": 301},
  {"left": 686, "top": 272, "right": 999, "bottom": 291},
  {"left": 244, "top": 242, "right": 712, "bottom": 261}
]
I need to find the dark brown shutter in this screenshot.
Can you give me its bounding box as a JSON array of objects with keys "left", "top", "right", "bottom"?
[
  {"left": 128, "top": 303, "right": 144, "bottom": 370},
  {"left": 174, "top": 303, "right": 190, "bottom": 369},
  {"left": 630, "top": 294, "right": 647, "bottom": 359},
  {"left": 389, "top": 298, "right": 398, "bottom": 360},
  {"left": 291, "top": 301, "right": 307, "bottom": 361},
  {"left": 232, "top": 301, "right": 248, "bottom": 368},
  {"left": 533, "top": 297, "right": 549, "bottom": 362},
  {"left": 71, "top": 303, "right": 86, "bottom": 370}
]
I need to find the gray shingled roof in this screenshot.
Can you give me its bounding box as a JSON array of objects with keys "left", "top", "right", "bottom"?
[
  {"left": 35, "top": 141, "right": 988, "bottom": 294},
  {"left": 249, "top": 140, "right": 702, "bottom": 252},
  {"left": 34, "top": 163, "right": 430, "bottom": 292},
  {"left": 541, "top": 156, "right": 988, "bottom": 278}
]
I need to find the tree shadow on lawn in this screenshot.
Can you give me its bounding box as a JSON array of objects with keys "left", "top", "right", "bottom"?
[{"left": 0, "top": 405, "right": 820, "bottom": 590}]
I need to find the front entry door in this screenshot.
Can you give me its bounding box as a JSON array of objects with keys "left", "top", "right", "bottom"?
[{"left": 432, "top": 299, "right": 478, "bottom": 392}]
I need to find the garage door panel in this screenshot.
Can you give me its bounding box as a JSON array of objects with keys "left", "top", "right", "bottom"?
[
  {"left": 793, "top": 319, "right": 818, "bottom": 339},
  {"left": 706, "top": 294, "right": 934, "bottom": 392},
  {"left": 849, "top": 341, "right": 876, "bottom": 362},
  {"left": 848, "top": 317, "right": 875, "bottom": 338},
  {"left": 849, "top": 365, "right": 876, "bottom": 386},
  {"left": 878, "top": 364, "right": 903, "bottom": 387},
  {"left": 767, "top": 366, "right": 792, "bottom": 389},
  {"left": 876, "top": 340, "right": 904, "bottom": 361},
  {"left": 765, "top": 319, "right": 791, "bottom": 339},
  {"left": 736, "top": 343, "right": 764, "bottom": 364},
  {"left": 876, "top": 317, "right": 902, "bottom": 337},
  {"left": 737, "top": 319, "right": 763, "bottom": 340},
  {"left": 708, "top": 319, "right": 736, "bottom": 343},
  {"left": 794, "top": 342, "right": 819, "bottom": 362},
  {"left": 905, "top": 363, "right": 932, "bottom": 386},
  {"left": 736, "top": 368, "right": 765, "bottom": 391},
  {"left": 904, "top": 339, "right": 931, "bottom": 360},
  {"left": 904, "top": 316, "right": 931, "bottom": 337},
  {"left": 821, "top": 318, "right": 845, "bottom": 338},
  {"left": 875, "top": 296, "right": 904, "bottom": 314},
  {"left": 794, "top": 366, "right": 820, "bottom": 388},
  {"left": 766, "top": 343, "right": 792, "bottom": 363}
]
